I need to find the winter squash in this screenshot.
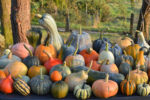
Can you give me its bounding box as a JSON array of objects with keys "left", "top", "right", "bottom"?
[
  {"left": 73, "top": 83, "right": 92, "bottom": 100},
  {"left": 79, "top": 48, "right": 99, "bottom": 65},
  {"left": 43, "top": 50, "right": 62, "bottom": 72},
  {"left": 4, "top": 61, "right": 28, "bottom": 78},
  {"left": 13, "top": 78, "right": 30, "bottom": 96},
  {"left": 98, "top": 42, "right": 114, "bottom": 65},
  {"left": 28, "top": 65, "right": 47, "bottom": 78},
  {"left": 17, "top": 75, "right": 30, "bottom": 84},
  {"left": 65, "top": 42, "right": 85, "bottom": 68},
  {"left": 51, "top": 81, "right": 69, "bottom": 99},
  {"left": 23, "top": 44, "right": 40, "bottom": 68},
  {"left": 0, "top": 52, "right": 21, "bottom": 69},
  {"left": 0, "top": 74, "right": 13, "bottom": 94},
  {"left": 49, "top": 62, "right": 71, "bottom": 80},
  {"left": 110, "top": 44, "right": 122, "bottom": 59},
  {"left": 137, "top": 83, "right": 150, "bottom": 96},
  {"left": 125, "top": 42, "right": 141, "bottom": 60},
  {"left": 92, "top": 73, "right": 118, "bottom": 98},
  {"left": 34, "top": 33, "right": 57, "bottom": 64},
  {"left": 0, "top": 70, "right": 6, "bottom": 80},
  {"left": 38, "top": 13, "right": 63, "bottom": 52},
  {"left": 29, "top": 69, "right": 52, "bottom": 95},
  {"left": 86, "top": 60, "right": 101, "bottom": 71},
  {"left": 120, "top": 68, "right": 136, "bottom": 96},
  {"left": 50, "top": 71, "right": 62, "bottom": 82},
  {"left": 117, "top": 37, "right": 133, "bottom": 49},
  {"left": 11, "top": 43, "right": 34, "bottom": 59}
]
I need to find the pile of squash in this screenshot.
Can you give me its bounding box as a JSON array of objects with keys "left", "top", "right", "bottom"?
[{"left": 0, "top": 14, "right": 150, "bottom": 99}]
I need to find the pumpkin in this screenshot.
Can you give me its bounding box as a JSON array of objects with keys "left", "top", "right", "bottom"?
[
  {"left": 86, "top": 60, "right": 101, "bottom": 71},
  {"left": 50, "top": 71, "right": 62, "bottom": 82},
  {"left": 0, "top": 70, "right": 6, "bottom": 80},
  {"left": 66, "top": 28, "right": 92, "bottom": 52},
  {"left": 92, "top": 73, "right": 118, "bottom": 98},
  {"left": 49, "top": 62, "right": 71, "bottom": 80},
  {"left": 117, "top": 37, "right": 133, "bottom": 49},
  {"left": 11, "top": 43, "right": 34, "bottom": 59},
  {"left": 51, "top": 81, "right": 69, "bottom": 99},
  {"left": 34, "top": 33, "right": 57, "bottom": 64},
  {"left": 0, "top": 52, "right": 21, "bottom": 69},
  {"left": 101, "top": 60, "right": 119, "bottom": 73},
  {"left": 23, "top": 44, "right": 40, "bottom": 68},
  {"left": 17, "top": 75, "right": 30, "bottom": 84},
  {"left": 79, "top": 48, "right": 99, "bottom": 65},
  {"left": 0, "top": 74, "right": 13, "bottom": 94},
  {"left": 28, "top": 65, "right": 47, "bottom": 78},
  {"left": 137, "top": 83, "right": 150, "bottom": 96},
  {"left": 65, "top": 42, "right": 85, "bottom": 68},
  {"left": 43, "top": 50, "right": 62, "bottom": 72},
  {"left": 4, "top": 61, "right": 28, "bottom": 78},
  {"left": 73, "top": 83, "right": 92, "bottom": 100},
  {"left": 120, "top": 68, "right": 136, "bottom": 96},
  {"left": 13, "top": 78, "right": 30, "bottom": 96},
  {"left": 98, "top": 42, "right": 114, "bottom": 65},
  {"left": 110, "top": 44, "right": 122, "bottom": 59},
  {"left": 125, "top": 42, "right": 141, "bottom": 60},
  {"left": 29, "top": 69, "right": 52, "bottom": 95},
  {"left": 99, "top": 41, "right": 112, "bottom": 53},
  {"left": 128, "top": 65, "right": 148, "bottom": 85},
  {"left": 38, "top": 13, "right": 63, "bottom": 52}
]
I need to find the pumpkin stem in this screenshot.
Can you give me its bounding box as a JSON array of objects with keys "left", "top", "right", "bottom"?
[
  {"left": 105, "top": 73, "right": 109, "bottom": 82},
  {"left": 136, "top": 64, "right": 140, "bottom": 73},
  {"left": 67, "top": 37, "right": 74, "bottom": 47},
  {"left": 86, "top": 60, "right": 93, "bottom": 74},
  {"left": 24, "top": 44, "right": 33, "bottom": 56},
  {"left": 43, "top": 50, "right": 53, "bottom": 60},
  {"left": 35, "top": 14, "right": 42, "bottom": 18},
  {"left": 8, "top": 52, "right": 12, "bottom": 59},
  {"left": 40, "top": 68, "right": 44, "bottom": 80},
  {"left": 18, "top": 74, "right": 22, "bottom": 79},
  {"left": 106, "top": 59, "right": 109, "bottom": 65},
  {"left": 73, "top": 42, "right": 79, "bottom": 56},
  {"left": 123, "top": 50, "right": 127, "bottom": 56},
  {"left": 80, "top": 25, "right": 82, "bottom": 35},
  {"left": 44, "top": 33, "right": 50, "bottom": 46},
  {"left": 63, "top": 61, "right": 67, "bottom": 66},
  {"left": 105, "top": 42, "right": 109, "bottom": 51},
  {"left": 87, "top": 48, "right": 93, "bottom": 54},
  {"left": 121, "top": 56, "right": 125, "bottom": 63}
]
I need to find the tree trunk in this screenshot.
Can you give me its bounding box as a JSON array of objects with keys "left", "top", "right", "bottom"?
[
  {"left": 135, "top": 0, "right": 150, "bottom": 43},
  {"left": 65, "top": 9, "right": 70, "bottom": 32},
  {"left": 11, "top": 0, "right": 30, "bottom": 44},
  {"left": 130, "top": 13, "right": 134, "bottom": 36},
  {"left": 0, "top": 0, "right": 13, "bottom": 47}
]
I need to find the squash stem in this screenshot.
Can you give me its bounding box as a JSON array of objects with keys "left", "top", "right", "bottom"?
[
  {"left": 8, "top": 52, "right": 12, "bottom": 59},
  {"left": 64, "top": 61, "right": 67, "bottom": 66},
  {"left": 105, "top": 42, "right": 109, "bottom": 51},
  {"left": 24, "top": 44, "right": 33, "bottom": 56},
  {"left": 73, "top": 42, "right": 79, "bottom": 56},
  {"left": 106, "top": 59, "right": 109, "bottom": 65},
  {"left": 40, "top": 68, "right": 44, "bottom": 80},
  {"left": 80, "top": 25, "right": 82, "bottom": 35},
  {"left": 67, "top": 37, "right": 74, "bottom": 47},
  {"left": 43, "top": 50, "right": 53, "bottom": 60},
  {"left": 86, "top": 60, "right": 93, "bottom": 74},
  {"left": 137, "top": 64, "right": 140, "bottom": 73},
  {"left": 44, "top": 33, "right": 50, "bottom": 46},
  {"left": 105, "top": 73, "right": 109, "bottom": 82},
  {"left": 87, "top": 48, "right": 92, "bottom": 54},
  {"left": 123, "top": 50, "right": 127, "bottom": 56}
]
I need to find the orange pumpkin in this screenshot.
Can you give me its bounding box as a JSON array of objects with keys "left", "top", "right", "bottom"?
[
  {"left": 50, "top": 71, "right": 62, "bottom": 82},
  {"left": 0, "top": 70, "right": 6, "bottom": 80},
  {"left": 92, "top": 73, "right": 118, "bottom": 98},
  {"left": 117, "top": 37, "right": 133, "bottom": 49},
  {"left": 79, "top": 48, "right": 99, "bottom": 65},
  {"left": 34, "top": 34, "right": 57, "bottom": 64},
  {"left": 86, "top": 60, "right": 101, "bottom": 71}
]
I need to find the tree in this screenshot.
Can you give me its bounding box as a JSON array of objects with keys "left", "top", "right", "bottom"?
[
  {"left": 0, "top": 0, "right": 13, "bottom": 47},
  {"left": 11, "top": 0, "right": 30, "bottom": 44}
]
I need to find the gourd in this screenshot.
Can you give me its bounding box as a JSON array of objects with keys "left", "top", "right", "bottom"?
[
  {"left": 117, "top": 37, "right": 133, "bottom": 49},
  {"left": 0, "top": 52, "right": 21, "bottom": 69},
  {"left": 16, "top": 75, "right": 30, "bottom": 84},
  {"left": 4, "top": 61, "right": 28, "bottom": 78},
  {"left": 137, "top": 83, "right": 150, "bottom": 96},
  {"left": 79, "top": 48, "right": 99, "bottom": 65},
  {"left": 51, "top": 81, "right": 69, "bottom": 99},
  {"left": 11, "top": 43, "right": 34, "bottom": 59},
  {"left": 50, "top": 71, "right": 62, "bottom": 82},
  {"left": 110, "top": 44, "right": 122, "bottom": 59},
  {"left": 65, "top": 61, "right": 93, "bottom": 91},
  {"left": 0, "top": 74, "right": 14, "bottom": 94},
  {"left": 34, "top": 33, "right": 57, "bottom": 64},
  {"left": 92, "top": 73, "right": 118, "bottom": 98},
  {"left": 43, "top": 50, "right": 62, "bottom": 72},
  {"left": 101, "top": 60, "right": 119, "bottom": 73},
  {"left": 73, "top": 83, "right": 92, "bottom": 100},
  {"left": 29, "top": 69, "right": 52, "bottom": 95},
  {"left": 23, "top": 44, "right": 40, "bottom": 68},
  {"left": 13, "top": 78, "right": 30, "bottom": 96},
  {"left": 86, "top": 60, "right": 101, "bottom": 71},
  {"left": 38, "top": 13, "right": 63, "bottom": 52},
  {"left": 98, "top": 42, "right": 114, "bottom": 65},
  {"left": 0, "top": 70, "right": 6, "bottom": 80},
  {"left": 49, "top": 62, "right": 71, "bottom": 80}
]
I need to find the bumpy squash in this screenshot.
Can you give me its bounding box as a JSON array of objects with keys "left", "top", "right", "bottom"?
[{"left": 50, "top": 71, "right": 62, "bottom": 82}]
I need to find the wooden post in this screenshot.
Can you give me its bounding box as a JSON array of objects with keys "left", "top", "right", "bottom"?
[{"left": 130, "top": 13, "right": 134, "bottom": 36}]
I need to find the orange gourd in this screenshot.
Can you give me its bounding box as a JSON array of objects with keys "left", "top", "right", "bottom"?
[
  {"left": 117, "top": 37, "right": 133, "bottom": 49},
  {"left": 50, "top": 71, "right": 62, "bottom": 82},
  {"left": 0, "top": 70, "right": 6, "bottom": 80}
]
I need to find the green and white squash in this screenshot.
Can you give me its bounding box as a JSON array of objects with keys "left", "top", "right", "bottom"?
[{"left": 137, "top": 83, "right": 150, "bottom": 96}]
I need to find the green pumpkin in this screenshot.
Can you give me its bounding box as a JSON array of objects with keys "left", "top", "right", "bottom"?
[
  {"left": 49, "top": 62, "right": 71, "bottom": 80},
  {"left": 73, "top": 83, "right": 92, "bottom": 100},
  {"left": 137, "top": 83, "right": 150, "bottom": 96},
  {"left": 51, "top": 81, "right": 69, "bottom": 99}
]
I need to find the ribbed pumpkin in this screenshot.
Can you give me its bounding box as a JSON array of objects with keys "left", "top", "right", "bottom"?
[
  {"left": 79, "top": 48, "right": 99, "bottom": 65},
  {"left": 117, "top": 37, "right": 133, "bottom": 49},
  {"left": 92, "top": 73, "right": 118, "bottom": 98},
  {"left": 86, "top": 60, "right": 101, "bottom": 71},
  {"left": 34, "top": 33, "right": 57, "bottom": 64},
  {"left": 137, "top": 83, "right": 150, "bottom": 96},
  {"left": 0, "top": 52, "right": 21, "bottom": 69},
  {"left": 101, "top": 60, "right": 119, "bottom": 73},
  {"left": 73, "top": 83, "right": 92, "bottom": 100},
  {"left": 11, "top": 43, "right": 34, "bottom": 59},
  {"left": 4, "top": 61, "right": 28, "bottom": 78},
  {"left": 13, "top": 78, "right": 30, "bottom": 96},
  {"left": 23, "top": 44, "right": 40, "bottom": 68},
  {"left": 51, "top": 81, "right": 69, "bottom": 99},
  {"left": 0, "top": 70, "right": 6, "bottom": 80},
  {"left": 50, "top": 71, "right": 62, "bottom": 82}
]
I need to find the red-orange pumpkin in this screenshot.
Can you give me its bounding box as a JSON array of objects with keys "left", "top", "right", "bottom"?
[{"left": 86, "top": 60, "right": 101, "bottom": 71}]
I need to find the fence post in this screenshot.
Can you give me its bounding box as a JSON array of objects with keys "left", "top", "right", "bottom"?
[{"left": 130, "top": 13, "right": 134, "bottom": 36}]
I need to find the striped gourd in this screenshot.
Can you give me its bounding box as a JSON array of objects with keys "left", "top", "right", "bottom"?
[
  {"left": 73, "top": 83, "right": 91, "bottom": 100},
  {"left": 137, "top": 83, "right": 150, "bottom": 96},
  {"left": 13, "top": 79, "right": 30, "bottom": 96}
]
